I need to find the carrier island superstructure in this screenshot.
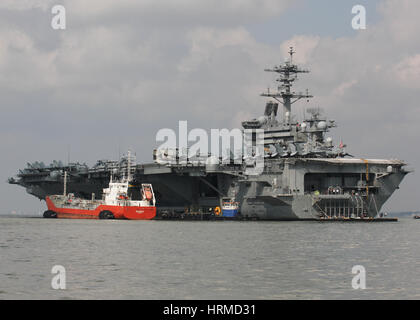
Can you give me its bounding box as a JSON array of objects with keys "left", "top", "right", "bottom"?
[{"left": 8, "top": 48, "right": 410, "bottom": 220}]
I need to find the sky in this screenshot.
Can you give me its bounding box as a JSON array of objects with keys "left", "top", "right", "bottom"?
[{"left": 1, "top": 0, "right": 419, "bottom": 214}]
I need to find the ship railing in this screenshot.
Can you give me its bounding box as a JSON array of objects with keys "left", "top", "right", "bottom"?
[{"left": 312, "top": 193, "right": 368, "bottom": 219}]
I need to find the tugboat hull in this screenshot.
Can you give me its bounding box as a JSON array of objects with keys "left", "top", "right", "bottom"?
[{"left": 45, "top": 196, "right": 156, "bottom": 220}]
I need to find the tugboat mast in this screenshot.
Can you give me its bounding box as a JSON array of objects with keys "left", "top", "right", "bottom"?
[{"left": 261, "top": 47, "right": 313, "bottom": 121}]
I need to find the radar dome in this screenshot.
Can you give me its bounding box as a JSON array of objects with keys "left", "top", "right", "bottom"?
[
  {"left": 317, "top": 121, "right": 327, "bottom": 130},
  {"left": 206, "top": 156, "right": 219, "bottom": 165},
  {"left": 257, "top": 116, "right": 267, "bottom": 125},
  {"left": 206, "top": 156, "right": 220, "bottom": 172},
  {"left": 326, "top": 137, "right": 333, "bottom": 147}
]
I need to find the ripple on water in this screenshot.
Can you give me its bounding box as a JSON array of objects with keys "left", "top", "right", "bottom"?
[{"left": 0, "top": 216, "right": 419, "bottom": 299}]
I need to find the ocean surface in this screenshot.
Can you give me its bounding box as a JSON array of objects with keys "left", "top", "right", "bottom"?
[{"left": 0, "top": 214, "right": 419, "bottom": 299}]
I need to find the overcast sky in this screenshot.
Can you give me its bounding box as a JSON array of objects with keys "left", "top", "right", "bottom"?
[{"left": 1, "top": 0, "right": 419, "bottom": 214}]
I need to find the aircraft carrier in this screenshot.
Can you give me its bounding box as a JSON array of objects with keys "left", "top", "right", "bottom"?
[{"left": 8, "top": 48, "right": 410, "bottom": 220}]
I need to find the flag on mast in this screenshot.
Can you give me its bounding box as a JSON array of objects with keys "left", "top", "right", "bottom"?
[{"left": 339, "top": 139, "right": 346, "bottom": 149}]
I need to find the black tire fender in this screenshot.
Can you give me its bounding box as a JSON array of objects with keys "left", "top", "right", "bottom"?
[
  {"left": 43, "top": 210, "right": 57, "bottom": 218},
  {"left": 99, "top": 210, "right": 114, "bottom": 219}
]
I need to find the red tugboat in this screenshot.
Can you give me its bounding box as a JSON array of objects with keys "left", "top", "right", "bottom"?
[{"left": 44, "top": 179, "right": 156, "bottom": 220}]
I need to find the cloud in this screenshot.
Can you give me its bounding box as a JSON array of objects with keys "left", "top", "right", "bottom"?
[
  {"left": 393, "top": 54, "right": 420, "bottom": 89},
  {"left": 178, "top": 27, "right": 255, "bottom": 73},
  {"left": 378, "top": 0, "right": 420, "bottom": 45},
  {"left": 0, "top": 28, "right": 58, "bottom": 92},
  {"left": 280, "top": 35, "right": 320, "bottom": 64},
  {"left": 64, "top": 0, "right": 294, "bottom": 26},
  {"left": 0, "top": 0, "right": 55, "bottom": 11}
]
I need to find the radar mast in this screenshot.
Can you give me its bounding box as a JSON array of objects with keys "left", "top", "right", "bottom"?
[{"left": 261, "top": 47, "right": 313, "bottom": 122}]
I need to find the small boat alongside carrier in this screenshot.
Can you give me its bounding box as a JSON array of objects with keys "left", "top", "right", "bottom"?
[
  {"left": 221, "top": 198, "right": 239, "bottom": 218},
  {"left": 43, "top": 151, "right": 156, "bottom": 220},
  {"left": 44, "top": 178, "right": 156, "bottom": 220}
]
